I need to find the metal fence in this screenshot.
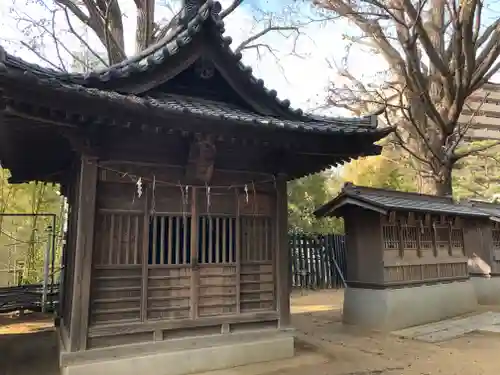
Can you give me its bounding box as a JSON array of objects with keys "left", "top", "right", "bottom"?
[
  {"left": 0, "top": 283, "right": 58, "bottom": 313},
  {"left": 290, "top": 233, "right": 347, "bottom": 289}
]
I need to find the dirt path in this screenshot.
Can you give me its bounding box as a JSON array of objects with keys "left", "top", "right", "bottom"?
[
  {"left": 291, "top": 289, "right": 500, "bottom": 375},
  {"left": 2, "top": 290, "right": 500, "bottom": 375}
]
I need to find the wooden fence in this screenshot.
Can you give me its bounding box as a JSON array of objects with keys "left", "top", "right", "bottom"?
[{"left": 290, "top": 233, "right": 347, "bottom": 289}]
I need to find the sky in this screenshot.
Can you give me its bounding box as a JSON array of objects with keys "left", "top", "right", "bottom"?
[{"left": 0, "top": 0, "right": 498, "bottom": 116}]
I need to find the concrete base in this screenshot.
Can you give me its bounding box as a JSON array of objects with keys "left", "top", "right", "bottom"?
[
  {"left": 471, "top": 275, "right": 500, "bottom": 305},
  {"left": 342, "top": 280, "right": 478, "bottom": 331},
  {"left": 60, "top": 331, "right": 294, "bottom": 375}
]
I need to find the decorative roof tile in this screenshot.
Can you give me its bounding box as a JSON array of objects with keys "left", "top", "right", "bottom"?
[{"left": 314, "top": 183, "right": 490, "bottom": 218}]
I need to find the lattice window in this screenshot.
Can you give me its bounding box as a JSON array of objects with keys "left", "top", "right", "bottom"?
[
  {"left": 434, "top": 222, "right": 450, "bottom": 255},
  {"left": 419, "top": 222, "right": 433, "bottom": 250},
  {"left": 450, "top": 228, "right": 464, "bottom": 251},
  {"left": 241, "top": 216, "right": 273, "bottom": 262},
  {"left": 198, "top": 216, "right": 237, "bottom": 264},
  {"left": 382, "top": 224, "right": 400, "bottom": 250},
  {"left": 401, "top": 225, "right": 418, "bottom": 250},
  {"left": 493, "top": 228, "right": 500, "bottom": 250},
  {"left": 148, "top": 215, "right": 192, "bottom": 265},
  {"left": 95, "top": 213, "right": 143, "bottom": 265}
]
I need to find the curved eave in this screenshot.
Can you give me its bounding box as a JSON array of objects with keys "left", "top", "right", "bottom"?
[{"left": 0, "top": 68, "right": 393, "bottom": 142}]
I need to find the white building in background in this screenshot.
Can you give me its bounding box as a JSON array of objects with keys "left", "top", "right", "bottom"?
[{"left": 461, "top": 82, "right": 500, "bottom": 141}]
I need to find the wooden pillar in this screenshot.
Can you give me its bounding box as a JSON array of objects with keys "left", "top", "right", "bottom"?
[
  {"left": 68, "top": 156, "right": 98, "bottom": 352},
  {"left": 276, "top": 175, "right": 290, "bottom": 327}
]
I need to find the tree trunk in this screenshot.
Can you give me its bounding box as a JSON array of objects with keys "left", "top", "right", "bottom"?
[{"left": 418, "top": 164, "right": 453, "bottom": 197}]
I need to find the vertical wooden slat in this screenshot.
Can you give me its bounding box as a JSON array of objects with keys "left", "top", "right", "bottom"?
[
  {"left": 133, "top": 215, "right": 139, "bottom": 264},
  {"left": 152, "top": 215, "right": 158, "bottom": 265},
  {"left": 190, "top": 187, "right": 199, "bottom": 319},
  {"left": 215, "top": 217, "right": 221, "bottom": 263},
  {"left": 246, "top": 218, "right": 251, "bottom": 261},
  {"left": 235, "top": 192, "right": 241, "bottom": 313},
  {"left": 290, "top": 233, "right": 296, "bottom": 287},
  {"left": 208, "top": 217, "right": 214, "bottom": 263},
  {"left": 315, "top": 237, "right": 322, "bottom": 288},
  {"left": 99, "top": 215, "right": 107, "bottom": 265},
  {"left": 183, "top": 215, "right": 189, "bottom": 264},
  {"left": 265, "top": 219, "right": 270, "bottom": 262},
  {"left": 201, "top": 216, "right": 207, "bottom": 263},
  {"left": 276, "top": 178, "right": 290, "bottom": 325},
  {"left": 108, "top": 214, "right": 115, "bottom": 265},
  {"left": 228, "top": 217, "right": 233, "bottom": 263},
  {"left": 259, "top": 219, "right": 265, "bottom": 261},
  {"left": 222, "top": 218, "right": 228, "bottom": 263},
  {"left": 302, "top": 236, "right": 308, "bottom": 288},
  {"left": 160, "top": 216, "right": 166, "bottom": 265},
  {"left": 176, "top": 217, "right": 181, "bottom": 264},
  {"left": 140, "top": 187, "right": 150, "bottom": 322},
  {"left": 117, "top": 214, "right": 123, "bottom": 264},
  {"left": 125, "top": 215, "right": 131, "bottom": 264},
  {"left": 168, "top": 216, "right": 174, "bottom": 264}
]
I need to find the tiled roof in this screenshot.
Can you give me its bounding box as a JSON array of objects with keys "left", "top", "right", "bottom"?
[
  {"left": 0, "top": 61, "right": 393, "bottom": 136},
  {"left": 461, "top": 200, "right": 500, "bottom": 219},
  {"left": 0, "top": 0, "right": 339, "bottom": 122},
  {"left": 0, "top": 0, "right": 394, "bottom": 139},
  {"left": 314, "top": 183, "right": 490, "bottom": 218}
]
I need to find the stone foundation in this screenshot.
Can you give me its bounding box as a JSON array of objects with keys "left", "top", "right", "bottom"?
[
  {"left": 59, "top": 330, "right": 294, "bottom": 375},
  {"left": 471, "top": 275, "right": 500, "bottom": 305},
  {"left": 342, "top": 280, "right": 478, "bottom": 331}
]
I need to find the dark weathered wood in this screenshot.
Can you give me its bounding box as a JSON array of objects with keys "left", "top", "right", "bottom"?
[
  {"left": 88, "top": 310, "right": 279, "bottom": 338},
  {"left": 275, "top": 176, "right": 290, "bottom": 327},
  {"left": 185, "top": 134, "right": 216, "bottom": 183},
  {"left": 69, "top": 156, "right": 98, "bottom": 352}
]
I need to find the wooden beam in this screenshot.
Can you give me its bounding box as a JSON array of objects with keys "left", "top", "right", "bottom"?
[
  {"left": 185, "top": 134, "right": 216, "bottom": 183},
  {"left": 275, "top": 174, "right": 290, "bottom": 328},
  {"left": 68, "top": 155, "right": 98, "bottom": 351}
]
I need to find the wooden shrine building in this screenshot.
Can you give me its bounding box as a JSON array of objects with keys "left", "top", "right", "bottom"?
[
  {"left": 0, "top": 2, "right": 391, "bottom": 374},
  {"left": 314, "top": 183, "right": 487, "bottom": 331},
  {"left": 460, "top": 200, "right": 500, "bottom": 305}
]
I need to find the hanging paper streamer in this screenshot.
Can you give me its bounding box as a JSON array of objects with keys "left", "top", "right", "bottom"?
[
  {"left": 185, "top": 185, "right": 189, "bottom": 206},
  {"left": 206, "top": 184, "right": 211, "bottom": 211},
  {"left": 136, "top": 177, "right": 143, "bottom": 198},
  {"left": 244, "top": 184, "right": 249, "bottom": 204}
]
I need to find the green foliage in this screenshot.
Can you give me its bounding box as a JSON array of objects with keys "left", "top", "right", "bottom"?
[
  {"left": 341, "top": 152, "right": 417, "bottom": 192},
  {"left": 452, "top": 142, "right": 500, "bottom": 201},
  {"left": 287, "top": 172, "right": 344, "bottom": 234},
  {"left": 287, "top": 149, "right": 418, "bottom": 235},
  {"left": 0, "top": 169, "right": 63, "bottom": 285}
]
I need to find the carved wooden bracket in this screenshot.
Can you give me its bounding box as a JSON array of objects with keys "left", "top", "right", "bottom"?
[
  {"left": 60, "top": 129, "right": 104, "bottom": 159},
  {"left": 185, "top": 134, "right": 216, "bottom": 183}
]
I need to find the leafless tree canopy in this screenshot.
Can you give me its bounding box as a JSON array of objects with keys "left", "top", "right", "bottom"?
[
  {"left": 315, "top": 0, "right": 500, "bottom": 196},
  {"left": 5, "top": 0, "right": 330, "bottom": 72}
]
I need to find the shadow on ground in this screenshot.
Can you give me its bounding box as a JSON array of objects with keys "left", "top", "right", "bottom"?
[
  {"left": 0, "top": 313, "right": 58, "bottom": 375},
  {"left": 3, "top": 290, "right": 500, "bottom": 375}
]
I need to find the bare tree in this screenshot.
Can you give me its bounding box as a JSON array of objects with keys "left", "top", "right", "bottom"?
[
  {"left": 5, "top": 0, "right": 329, "bottom": 71},
  {"left": 314, "top": 0, "right": 500, "bottom": 196}
]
